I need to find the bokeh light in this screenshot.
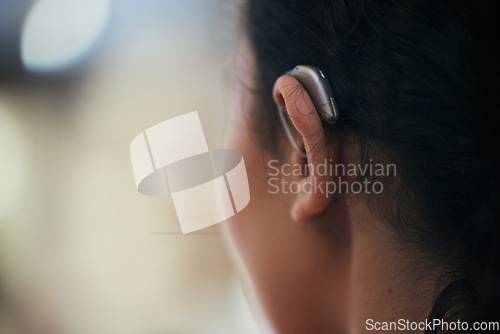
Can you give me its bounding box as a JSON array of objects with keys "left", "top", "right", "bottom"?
[{"left": 21, "top": 0, "right": 109, "bottom": 74}]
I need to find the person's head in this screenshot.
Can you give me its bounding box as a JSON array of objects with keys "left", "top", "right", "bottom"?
[{"left": 223, "top": 0, "right": 500, "bottom": 333}]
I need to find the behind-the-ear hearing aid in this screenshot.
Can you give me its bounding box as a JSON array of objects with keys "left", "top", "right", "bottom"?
[
  {"left": 286, "top": 65, "right": 339, "bottom": 124},
  {"left": 277, "top": 65, "right": 339, "bottom": 157}
]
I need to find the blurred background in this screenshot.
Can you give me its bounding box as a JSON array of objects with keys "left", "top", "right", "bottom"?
[{"left": 0, "top": 0, "right": 264, "bottom": 333}]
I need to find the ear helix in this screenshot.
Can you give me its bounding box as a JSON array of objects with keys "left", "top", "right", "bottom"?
[{"left": 275, "top": 65, "right": 339, "bottom": 158}]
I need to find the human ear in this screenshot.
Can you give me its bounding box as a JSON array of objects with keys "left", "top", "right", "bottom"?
[{"left": 273, "top": 75, "right": 337, "bottom": 222}]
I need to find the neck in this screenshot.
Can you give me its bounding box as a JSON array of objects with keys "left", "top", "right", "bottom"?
[{"left": 346, "top": 199, "right": 438, "bottom": 334}]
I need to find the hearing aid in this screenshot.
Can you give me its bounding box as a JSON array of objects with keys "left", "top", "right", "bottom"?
[
  {"left": 285, "top": 65, "right": 339, "bottom": 124},
  {"left": 276, "top": 65, "right": 339, "bottom": 157}
]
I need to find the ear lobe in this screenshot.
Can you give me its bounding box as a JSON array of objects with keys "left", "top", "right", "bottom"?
[{"left": 273, "top": 75, "right": 336, "bottom": 222}]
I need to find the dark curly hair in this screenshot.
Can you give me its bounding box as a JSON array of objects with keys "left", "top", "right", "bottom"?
[{"left": 244, "top": 0, "right": 500, "bottom": 331}]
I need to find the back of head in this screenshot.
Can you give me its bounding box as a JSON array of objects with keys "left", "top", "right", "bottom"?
[{"left": 245, "top": 0, "right": 500, "bottom": 328}]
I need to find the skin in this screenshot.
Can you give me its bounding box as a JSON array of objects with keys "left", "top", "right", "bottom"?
[{"left": 222, "top": 36, "right": 438, "bottom": 334}]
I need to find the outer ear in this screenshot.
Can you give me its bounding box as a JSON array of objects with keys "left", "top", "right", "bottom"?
[{"left": 273, "top": 75, "right": 336, "bottom": 222}]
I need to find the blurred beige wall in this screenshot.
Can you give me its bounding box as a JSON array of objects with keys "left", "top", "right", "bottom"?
[{"left": 0, "top": 0, "right": 264, "bottom": 333}]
